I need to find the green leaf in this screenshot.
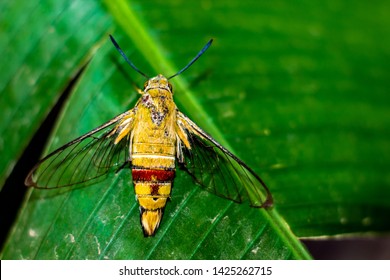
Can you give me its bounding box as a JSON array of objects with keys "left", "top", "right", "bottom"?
[
  {"left": 0, "top": 0, "right": 112, "bottom": 188},
  {"left": 1, "top": 0, "right": 389, "bottom": 259},
  {"left": 1, "top": 29, "right": 308, "bottom": 260}
]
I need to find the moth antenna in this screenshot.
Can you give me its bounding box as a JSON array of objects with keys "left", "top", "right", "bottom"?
[
  {"left": 109, "top": 35, "right": 149, "bottom": 79},
  {"left": 168, "top": 39, "right": 213, "bottom": 80}
]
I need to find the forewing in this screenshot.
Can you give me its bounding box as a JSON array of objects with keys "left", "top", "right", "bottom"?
[
  {"left": 25, "top": 111, "right": 135, "bottom": 189},
  {"left": 176, "top": 112, "right": 273, "bottom": 208}
]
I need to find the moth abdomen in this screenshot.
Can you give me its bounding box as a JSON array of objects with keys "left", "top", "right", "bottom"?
[{"left": 132, "top": 168, "right": 175, "bottom": 236}]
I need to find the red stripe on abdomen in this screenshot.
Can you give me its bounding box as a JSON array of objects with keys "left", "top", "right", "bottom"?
[{"left": 132, "top": 169, "right": 175, "bottom": 182}]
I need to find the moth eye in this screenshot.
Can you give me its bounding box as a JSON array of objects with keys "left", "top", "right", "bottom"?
[
  {"left": 168, "top": 83, "right": 173, "bottom": 92},
  {"left": 144, "top": 81, "right": 148, "bottom": 89}
]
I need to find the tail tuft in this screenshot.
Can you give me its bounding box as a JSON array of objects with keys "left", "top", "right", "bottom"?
[{"left": 140, "top": 207, "right": 164, "bottom": 237}]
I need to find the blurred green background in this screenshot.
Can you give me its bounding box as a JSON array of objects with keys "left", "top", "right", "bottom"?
[{"left": 0, "top": 0, "right": 389, "bottom": 259}]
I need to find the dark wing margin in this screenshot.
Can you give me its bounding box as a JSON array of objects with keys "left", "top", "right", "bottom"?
[
  {"left": 25, "top": 110, "right": 135, "bottom": 189},
  {"left": 176, "top": 112, "right": 273, "bottom": 208}
]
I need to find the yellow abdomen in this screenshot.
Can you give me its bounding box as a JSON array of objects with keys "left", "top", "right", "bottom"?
[{"left": 131, "top": 96, "right": 177, "bottom": 236}]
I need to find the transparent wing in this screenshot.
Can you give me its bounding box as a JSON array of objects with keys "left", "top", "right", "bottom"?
[
  {"left": 176, "top": 112, "right": 273, "bottom": 208},
  {"left": 25, "top": 111, "right": 135, "bottom": 189}
]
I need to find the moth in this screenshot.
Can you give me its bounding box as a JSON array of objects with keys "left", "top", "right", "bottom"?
[{"left": 25, "top": 35, "right": 273, "bottom": 237}]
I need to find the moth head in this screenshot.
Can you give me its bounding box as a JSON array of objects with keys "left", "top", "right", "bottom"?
[{"left": 143, "top": 74, "right": 173, "bottom": 94}]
